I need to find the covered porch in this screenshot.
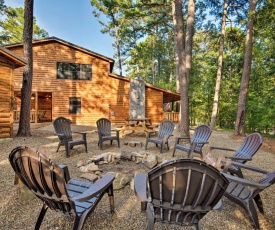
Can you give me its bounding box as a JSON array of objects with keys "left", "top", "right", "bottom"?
[
  {"left": 162, "top": 89, "right": 180, "bottom": 123},
  {"left": 14, "top": 91, "right": 52, "bottom": 123}
]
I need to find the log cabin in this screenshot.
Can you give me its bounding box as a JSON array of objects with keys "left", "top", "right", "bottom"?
[
  {"left": 5, "top": 37, "right": 180, "bottom": 126},
  {"left": 0, "top": 47, "right": 26, "bottom": 139}
]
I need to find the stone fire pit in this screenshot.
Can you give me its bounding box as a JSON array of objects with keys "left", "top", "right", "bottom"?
[{"left": 77, "top": 150, "right": 172, "bottom": 190}]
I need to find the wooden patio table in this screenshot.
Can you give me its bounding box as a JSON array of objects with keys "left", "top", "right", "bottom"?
[{"left": 119, "top": 118, "right": 158, "bottom": 136}]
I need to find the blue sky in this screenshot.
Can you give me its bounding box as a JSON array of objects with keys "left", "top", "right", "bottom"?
[{"left": 6, "top": 0, "right": 115, "bottom": 59}]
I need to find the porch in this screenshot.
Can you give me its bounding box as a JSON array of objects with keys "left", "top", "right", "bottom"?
[
  {"left": 163, "top": 111, "right": 179, "bottom": 123},
  {"left": 14, "top": 91, "right": 52, "bottom": 123}
]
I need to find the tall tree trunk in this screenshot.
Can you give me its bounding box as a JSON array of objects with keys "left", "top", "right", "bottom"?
[
  {"left": 115, "top": 25, "right": 123, "bottom": 76},
  {"left": 172, "top": 0, "right": 189, "bottom": 137},
  {"left": 182, "top": 0, "right": 196, "bottom": 136},
  {"left": 17, "top": 0, "right": 33, "bottom": 137},
  {"left": 172, "top": 0, "right": 185, "bottom": 93},
  {"left": 235, "top": 0, "right": 257, "bottom": 135},
  {"left": 210, "top": 0, "right": 228, "bottom": 129}
]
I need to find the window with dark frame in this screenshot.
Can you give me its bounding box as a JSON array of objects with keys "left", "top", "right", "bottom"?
[
  {"left": 69, "top": 97, "right": 81, "bottom": 114},
  {"left": 57, "top": 62, "right": 92, "bottom": 80}
]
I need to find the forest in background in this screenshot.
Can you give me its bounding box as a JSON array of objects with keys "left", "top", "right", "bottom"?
[{"left": 90, "top": 0, "right": 275, "bottom": 134}]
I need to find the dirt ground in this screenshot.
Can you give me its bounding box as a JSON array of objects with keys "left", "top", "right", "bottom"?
[{"left": 0, "top": 122, "right": 274, "bottom": 230}]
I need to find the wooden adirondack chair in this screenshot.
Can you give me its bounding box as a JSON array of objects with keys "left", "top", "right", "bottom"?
[
  {"left": 206, "top": 133, "right": 262, "bottom": 178},
  {"left": 96, "top": 118, "right": 120, "bottom": 150},
  {"left": 145, "top": 119, "right": 175, "bottom": 153},
  {"left": 134, "top": 158, "right": 229, "bottom": 230},
  {"left": 222, "top": 161, "right": 275, "bottom": 230},
  {"left": 173, "top": 124, "right": 212, "bottom": 159},
  {"left": 9, "top": 146, "right": 115, "bottom": 230},
  {"left": 53, "top": 117, "right": 87, "bottom": 157}
]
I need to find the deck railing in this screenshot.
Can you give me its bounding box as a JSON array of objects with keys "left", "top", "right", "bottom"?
[
  {"left": 163, "top": 112, "right": 179, "bottom": 123},
  {"left": 14, "top": 110, "right": 36, "bottom": 123}
]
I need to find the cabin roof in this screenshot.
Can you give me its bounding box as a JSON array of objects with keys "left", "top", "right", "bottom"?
[
  {"left": 0, "top": 46, "right": 26, "bottom": 68},
  {"left": 109, "top": 73, "right": 180, "bottom": 103},
  {"left": 4, "top": 36, "right": 115, "bottom": 72}
]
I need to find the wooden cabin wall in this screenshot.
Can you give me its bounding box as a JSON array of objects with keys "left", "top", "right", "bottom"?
[
  {"left": 8, "top": 42, "right": 130, "bottom": 125},
  {"left": 0, "top": 57, "right": 13, "bottom": 138},
  {"left": 145, "top": 87, "right": 163, "bottom": 123}
]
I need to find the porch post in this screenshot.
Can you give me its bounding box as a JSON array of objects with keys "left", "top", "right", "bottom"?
[{"left": 35, "top": 91, "right": 38, "bottom": 123}]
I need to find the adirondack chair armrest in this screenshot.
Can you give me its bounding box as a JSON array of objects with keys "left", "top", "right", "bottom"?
[
  {"left": 111, "top": 129, "right": 120, "bottom": 136},
  {"left": 146, "top": 131, "right": 157, "bottom": 138},
  {"left": 134, "top": 173, "right": 151, "bottom": 203},
  {"left": 224, "top": 155, "right": 252, "bottom": 161},
  {"left": 175, "top": 136, "right": 191, "bottom": 144},
  {"left": 71, "top": 173, "right": 115, "bottom": 202},
  {"left": 73, "top": 132, "right": 87, "bottom": 141},
  {"left": 210, "top": 146, "right": 235, "bottom": 151},
  {"left": 221, "top": 173, "right": 269, "bottom": 189},
  {"left": 111, "top": 129, "right": 120, "bottom": 131},
  {"left": 58, "top": 164, "right": 71, "bottom": 182},
  {"left": 208, "top": 146, "right": 236, "bottom": 155},
  {"left": 74, "top": 131, "right": 87, "bottom": 136},
  {"left": 223, "top": 161, "right": 270, "bottom": 175}
]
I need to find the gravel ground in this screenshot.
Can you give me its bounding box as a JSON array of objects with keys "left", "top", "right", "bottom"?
[{"left": 0, "top": 123, "right": 274, "bottom": 230}]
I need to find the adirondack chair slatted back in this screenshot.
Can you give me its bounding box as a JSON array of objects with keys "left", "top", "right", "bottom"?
[
  {"left": 96, "top": 118, "right": 111, "bottom": 136},
  {"left": 234, "top": 133, "right": 262, "bottom": 163},
  {"left": 157, "top": 120, "right": 175, "bottom": 140},
  {"left": 145, "top": 120, "right": 175, "bottom": 153},
  {"left": 9, "top": 146, "right": 73, "bottom": 214},
  {"left": 192, "top": 125, "right": 212, "bottom": 152},
  {"left": 53, "top": 117, "right": 73, "bottom": 143},
  {"left": 9, "top": 146, "right": 115, "bottom": 229},
  {"left": 147, "top": 159, "right": 228, "bottom": 225}
]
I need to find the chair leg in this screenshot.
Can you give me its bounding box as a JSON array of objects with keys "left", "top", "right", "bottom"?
[
  {"left": 72, "top": 215, "right": 81, "bottom": 230},
  {"left": 196, "top": 221, "right": 202, "bottom": 230},
  {"left": 172, "top": 147, "right": 176, "bottom": 157},
  {"left": 35, "top": 203, "right": 48, "bottom": 230},
  {"left": 83, "top": 135, "right": 87, "bottom": 153},
  {"left": 147, "top": 204, "right": 155, "bottom": 230},
  {"left": 56, "top": 143, "right": 61, "bottom": 152},
  {"left": 254, "top": 194, "right": 264, "bottom": 214},
  {"left": 110, "top": 140, "right": 113, "bottom": 146},
  {"left": 141, "top": 201, "right": 147, "bottom": 211},
  {"left": 108, "top": 184, "right": 114, "bottom": 213},
  {"left": 245, "top": 199, "right": 260, "bottom": 230},
  {"left": 187, "top": 150, "right": 193, "bottom": 158},
  {"left": 84, "top": 142, "right": 88, "bottom": 153},
  {"left": 145, "top": 140, "right": 149, "bottom": 150},
  {"left": 99, "top": 140, "right": 103, "bottom": 150},
  {"left": 65, "top": 143, "right": 70, "bottom": 158}
]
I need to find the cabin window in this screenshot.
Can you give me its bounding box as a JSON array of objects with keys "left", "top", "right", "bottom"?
[
  {"left": 69, "top": 97, "right": 81, "bottom": 114},
  {"left": 57, "top": 62, "right": 92, "bottom": 80}
]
